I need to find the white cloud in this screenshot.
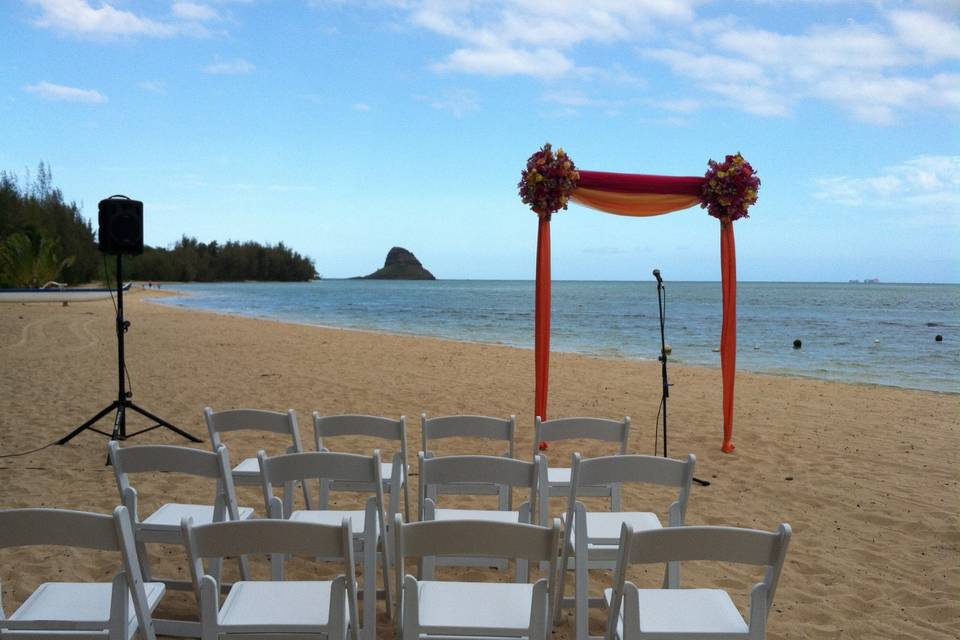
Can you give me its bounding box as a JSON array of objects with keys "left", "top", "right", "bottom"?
[
  {"left": 24, "top": 80, "right": 107, "bottom": 104},
  {"left": 28, "top": 0, "right": 177, "bottom": 37},
  {"left": 388, "top": 1, "right": 960, "bottom": 122},
  {"left": 434, "top": 47, "right": 573, "bottom": 78},
  {"left": 405, "top": 0, "right": 697, "bottom": 78},
  {"left": 643, "top": 9, "right": 960, "bottom": 123},
  {"left": 203, "top": 58, "right": 255, "bottom": 75},
  {"left": 419, "top": 89, "right": 480, "bottom": 118},
  {"left": 172, "top": 2, "right": 220, "bottom": 22},
  {"left": 814, "top": 156, "right": 960, "bottom": 210},
  {"left": 28, "top": 0, "right": 215, "bottom": 38},
  {"left": 353, "top": 102, "right": 371, "bottom": 111},
  {"left": 137, "top": 80, "right": 165, "bottom": 93},
  {"left": 888, "top": 10, "right": 960, "bottom": 61}
]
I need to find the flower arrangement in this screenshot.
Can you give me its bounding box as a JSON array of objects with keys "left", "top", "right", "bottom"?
[
  {"left": 700, "top": 153, "right": 760, "bottom": 221},
  {"left": 518, "top": 143, "right": 580, "bottom": 218}
]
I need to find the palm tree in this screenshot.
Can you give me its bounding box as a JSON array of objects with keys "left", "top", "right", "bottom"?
[{"left": 0, "top": 231, "right": 75, "bottom": 287}]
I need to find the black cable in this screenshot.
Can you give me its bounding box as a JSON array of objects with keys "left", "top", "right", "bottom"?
[
  {"left": 652, "top": 395, "right": 663, "bottom": 456},
  {"left": 0, "top": 441, "right": 58, "bottom": 458}
]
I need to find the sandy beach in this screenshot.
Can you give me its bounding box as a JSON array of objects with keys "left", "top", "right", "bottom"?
[{"left": 0, "top": 288, "right": 956, "bottom": 639}]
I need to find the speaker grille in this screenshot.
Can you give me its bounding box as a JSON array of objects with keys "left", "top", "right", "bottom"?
[{"left": 99, "top": 197, "right": 144, "bottom": 255}]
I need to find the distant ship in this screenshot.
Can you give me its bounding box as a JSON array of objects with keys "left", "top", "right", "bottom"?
[{"left": 848, "top": 278, "right": 880, "bottom": 284}]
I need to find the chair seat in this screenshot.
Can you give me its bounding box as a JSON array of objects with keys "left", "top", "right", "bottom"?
[
  {"left": 289, "top": 509, "right": 374, "bottom": 535},
  {"left": 546, "top": 468, "right": 612, "bottom": 497},
  {"left": 433, "top": 508, "right": 521, "bottom": 524},
  {"left": 10, "top": 581, "right": 165, "bottom": 628},
  {"left": 231, "top": 456, "right": 261, "bottom": 479},
  {"left": 417, "top": 581, "right": 536, "bottom": 634},
  {"left": 604, "top": 587, "right": 748, "bottom": 637},
  {"left": 381, "top": 461, "right": 395, "bottom": 482},
  {"left": 547, "top": 467, "right": 571, "bottom": 485},
  {"left": 142, "top": 503, "right": 255, "bottom": 530},
  {"left": 566, "top": 511, "right": 662, "bottom": 549},
  {"left": 219, "top": 581, "right": 344, "bottom": 630}
]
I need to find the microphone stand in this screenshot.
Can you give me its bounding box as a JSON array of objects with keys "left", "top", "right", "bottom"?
[{"left": 654, "top": 270, "right": 709, "bottom": 487}]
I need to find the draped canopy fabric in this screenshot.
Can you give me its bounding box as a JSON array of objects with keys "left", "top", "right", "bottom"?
[{"left": 534, "top": 169, "right": 738, "bottom": 452}]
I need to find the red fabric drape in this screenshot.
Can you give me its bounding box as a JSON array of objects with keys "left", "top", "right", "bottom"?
[
  {"left": 720, "top": 220, "right": 737, "bottom": 452},
  {"left": 578, "top": 171, "right": 704, "bottom": 195},
  {"left": 535, "top": 215, "right": 551, "bottom": 421}
]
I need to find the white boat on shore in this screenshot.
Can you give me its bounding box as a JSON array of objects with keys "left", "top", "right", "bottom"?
[{"left": 0, "top": 282, "right": 132, "bottom": 303}]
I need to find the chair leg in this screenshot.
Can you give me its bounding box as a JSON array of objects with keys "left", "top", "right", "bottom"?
[
  {"left": 574, "top": 504, "right": 590, "bottom": 640},
  {"left": 136, "top": 539, "right": 152, "bottom": 582},
  {"left": 575, "top": 553, "right": 589, "bottom": 640},
  {"left": 363, "top": 538, "right": 377, "bottom": 640},
  {"left": 380, "top": 541, "right": 393, "bottom": 621}
]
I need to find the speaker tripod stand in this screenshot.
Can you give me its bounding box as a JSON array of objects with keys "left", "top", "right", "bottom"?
[{"left": 57, "top": 254, "right": 201, "bottom": 445}]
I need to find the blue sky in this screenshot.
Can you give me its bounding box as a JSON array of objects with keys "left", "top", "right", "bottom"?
[{"left": 1, "top": 0, "right": 958, "bottom": 282}]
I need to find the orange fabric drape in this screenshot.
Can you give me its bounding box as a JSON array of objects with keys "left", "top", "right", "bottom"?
[
  {"left": 720, "top": 219, "right": 737, "bottom": 452},
  {"left": 570, "top": 189, "right": 701, "bottom": 217},
  {"left": 534, "top": 215, "right": 551, "bottom": 421},
  {"left": 533, "top": 169, "right": 741, "bottom": 453}
]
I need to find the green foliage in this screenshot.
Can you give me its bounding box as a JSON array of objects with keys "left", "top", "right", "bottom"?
[
  {"left": 125, "top": 236, "right": 317, "bottom": 282},
  {"left": 0, "top": 163, "right": 97, "bottom": 285},
  {"left": 1, "top": 163, "right": 318, "bottom": 284},
  {"left": 0, "top": 231, "right": 75, "bottom": 287}
]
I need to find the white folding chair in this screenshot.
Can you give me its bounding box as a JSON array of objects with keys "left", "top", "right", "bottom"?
[
  {"left": 108, "top": 441, "right": 254, "bottom": 609},
  {"left": 394, "top": 516, "right": 561, "bottom": 640},
  {"left": 204, "top": 406, "right": 312, "bottom": 514},
  {"left": 258, "top": 450, "right": 390, "bottom": 640},
  {"left": 0, "top": 506, "right": 164, "bottom": 640},
  {"left": 418, "top": 453, "right": 547, "bottom": 571},
  {"left": 420, "top": 413, "right": 516, "bottom": 510},
  {"left": 557, "top": 453, "right": 696, "bottom": 640},
  {"left": 534, "top": 416, "right": 630, "bottom": 507},
  {"left": 181, "top": 517, "right": 359, "bottom": 640},
  {"left": 605, "top": 523, "right": 792, "bottom": 640},
  {"left": 314, "top": 413, "right": 410, "bottom": 523}
]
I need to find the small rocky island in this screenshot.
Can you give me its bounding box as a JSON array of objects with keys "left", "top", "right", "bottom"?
[{"left": 359, "top": 247, "right": 435, "bottom": 280}]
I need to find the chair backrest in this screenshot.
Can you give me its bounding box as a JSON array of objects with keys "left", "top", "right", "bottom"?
[
  {"left": 396, "top": 515, "right": 561, "bottom": 567},
  {"left": 533, "top": 416, "right": 630, "bottom": 457},
  {"left": 420, "top": 413, "right": 515, "bottom": 459},
  {"left": 0, "top": 506, "right": 157, "bottom": 640},
  {"left": 258, "top": 450, "right": 383, "bottom": 517},
  {"left": 181, "top": 517, "right": 359, "bottom": 640},
  {"left": 109, "top": 442, "right": 243, "bottom": 524},
  {"left": 204, "top": 406, "right": 305, "bottom": 454},
  {"left": 314, "top": 413, "right": 406, "bottom": 453},
  {"left": 569, "top": 452, "right": 695, "bottom": 524},
  {"left": 607, "top": 523, "right": 792, "bottom": 639},
  {"left": 417, "top": 453, "right": 546, "bottom": 522}
]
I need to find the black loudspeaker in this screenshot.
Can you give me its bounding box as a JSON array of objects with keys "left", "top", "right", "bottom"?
[{"left": 98, "top": 195, "right": 144, "bottom": 255}]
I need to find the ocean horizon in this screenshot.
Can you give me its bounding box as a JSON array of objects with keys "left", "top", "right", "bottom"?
[{"left": 153, "top": 280, "right": 959, "bottom": 394}]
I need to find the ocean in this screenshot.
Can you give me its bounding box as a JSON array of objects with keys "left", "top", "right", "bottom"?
[{"left": 153, "top": 280, "right": 959, "bottom": 394}]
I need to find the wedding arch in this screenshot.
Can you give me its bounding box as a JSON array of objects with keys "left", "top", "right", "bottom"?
[{"left": 518, "top": 145, "right": 759, "bottom": 453}]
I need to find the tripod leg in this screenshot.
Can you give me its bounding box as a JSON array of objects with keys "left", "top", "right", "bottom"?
[
  {"left": 109, "top": 403, "right": 126, "bottom": 441},
  {"left": 127, "top": 402, "right": 202, "bottom": 442},
  {"left": 57, "top": 402, "right": 121, "bottom": 445}
]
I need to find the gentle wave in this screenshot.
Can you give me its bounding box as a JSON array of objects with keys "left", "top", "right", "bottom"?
[{"left": 153, "top": 280, "right": 960, "bottom": 394}]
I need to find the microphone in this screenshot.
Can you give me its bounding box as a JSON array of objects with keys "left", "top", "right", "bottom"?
[{"left": 653, "top": 269, "right": 662, "bottom": 283}]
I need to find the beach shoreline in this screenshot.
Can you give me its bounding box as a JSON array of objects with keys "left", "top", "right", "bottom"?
[
  {"left": 148, "top": 284, "right": 959, "bottom": 397},
  {"left": 0, "top": 289, "right": 957, "bottom": 638}
]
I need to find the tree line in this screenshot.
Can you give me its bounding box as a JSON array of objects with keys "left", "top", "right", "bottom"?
[{"left": 0, "top": 164, "right": 317, "bottom": 286}]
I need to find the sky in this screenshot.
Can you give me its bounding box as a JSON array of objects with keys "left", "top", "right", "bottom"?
[{"left": 1, "top": 0, "right": 958, "bottom": 282}]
